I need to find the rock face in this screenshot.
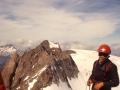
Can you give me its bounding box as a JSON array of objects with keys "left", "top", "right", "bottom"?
[{"left": 2, "top": 40, "right": 79, "bottom": 90}]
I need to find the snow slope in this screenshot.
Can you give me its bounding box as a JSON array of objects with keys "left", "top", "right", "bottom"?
[{"left": 43, "top": 49, "right": 120, "bottom": 90}]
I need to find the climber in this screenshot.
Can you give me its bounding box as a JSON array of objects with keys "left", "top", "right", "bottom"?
[{"left": 87, "top": 44, "right": 119, "bottom": 90}]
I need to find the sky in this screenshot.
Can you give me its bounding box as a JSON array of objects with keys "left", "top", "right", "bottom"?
[{"left": 0, "top": 0, "right": 120, "bottom": 53}]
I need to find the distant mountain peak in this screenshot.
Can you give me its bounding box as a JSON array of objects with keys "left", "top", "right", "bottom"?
[{"left": 0, "top": 44, "right": 17, "bottom": 56}]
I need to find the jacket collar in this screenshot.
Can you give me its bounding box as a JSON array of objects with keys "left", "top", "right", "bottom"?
[{"left": 99, "top": 58, "right": 110, "bottom": 65}]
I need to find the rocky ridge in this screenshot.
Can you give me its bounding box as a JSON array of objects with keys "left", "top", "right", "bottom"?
[{"left": 2, "top": 40, "right": 79, "bottom": 90}]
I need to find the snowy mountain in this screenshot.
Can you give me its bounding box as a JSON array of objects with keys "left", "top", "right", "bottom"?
[
  {"left": 2, "top": 40, "right": 120, "bottom": 90},
  {"left": 0, "top": 44, "right": 17, "bottom": 56}
]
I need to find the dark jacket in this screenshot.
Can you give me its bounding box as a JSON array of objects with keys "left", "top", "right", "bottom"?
[{"left": 89, "top": 59, "right": 119, "bottom": 90}]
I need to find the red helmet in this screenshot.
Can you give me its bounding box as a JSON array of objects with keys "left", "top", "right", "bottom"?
[{"left": 97, "top": 44, "right": 111, "bottom": 54}]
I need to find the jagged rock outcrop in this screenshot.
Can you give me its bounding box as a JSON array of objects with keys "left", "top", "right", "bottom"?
[
  {"left": 2, "top": 40, "right": 79, "bottom": 90},
  {"left": 1, "top": 53, "right": 20, "bottom": 89}
]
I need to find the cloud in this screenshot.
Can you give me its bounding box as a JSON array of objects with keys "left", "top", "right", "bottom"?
[
  {"left": 0, "top": 0, "right": 120, "bottom": 57},
  {"left": 11, "top": 39, "right": 33, "bottom": 50},
  {"left": 0, "top": 0, "right": 120, "bottom": 43},
  {"left": 0, "top": 41, "right": 6, "bottom": 46},
  {"left": 1, "top": 38, "right": 120, "bottom": 56},
  {"left": 111, "top": 43, "right": 120, "bottom": 56},
  {"left": 5, "top": 39, "right": 39, "bottom": 51},
  {"left": 60, "top": 41, "right": 97, "bottom": 51},
  {"left": 60, "top": 41, "right": 120, "bottom": 56}
]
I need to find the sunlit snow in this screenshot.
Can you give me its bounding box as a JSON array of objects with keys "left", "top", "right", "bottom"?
[
  {"left": 28, "top": 79, "right": 37, "bottom": 90},
  {"left": 0, "top": 46, "right": 16, "bottom": 53},
  {"left": 24, "top": 76, "right": 29, "bottom": 81},
  {"left": 49, "top": 41, "right": 59, "bottom": 48},
  {"left": 43, "top": 79, "right": 72, "bottom": 90}
]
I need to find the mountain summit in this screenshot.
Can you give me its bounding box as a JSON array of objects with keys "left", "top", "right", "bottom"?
[{"left": 2, "top": 40, "right": 79, "bottom": 90}]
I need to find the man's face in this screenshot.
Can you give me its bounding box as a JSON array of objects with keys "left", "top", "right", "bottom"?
[
  {"left": 99, "top": 56, "right": 107, "bottom": 63},
  {"left": 98, "top": 52, "right": 108, "bottom": 63}
]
